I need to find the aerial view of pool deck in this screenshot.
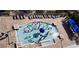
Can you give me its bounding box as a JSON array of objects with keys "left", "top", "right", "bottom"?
[{"left": 0, "top": 10, "right": 79, "bottom": 48}]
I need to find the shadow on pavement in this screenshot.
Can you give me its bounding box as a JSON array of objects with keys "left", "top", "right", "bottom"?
[
  {"left": 0, "top": 33, "right": 8, "bottom": 40},
  {"left": 62, "top": 23, "right": 79, "bottom": 45},
  {"left": 75, "top": 33, "right": 79, "bottom": 45},
  {"left": 62, "top": 23, "right": 75, "bottom": 40}
]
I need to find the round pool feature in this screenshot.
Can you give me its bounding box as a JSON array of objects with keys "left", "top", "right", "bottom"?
[
  {"left": 39, "top": 28, "right": 45, "bottom": 33},
  {"left": 33, "top": 33, "right": 39, "bottom": 38}
]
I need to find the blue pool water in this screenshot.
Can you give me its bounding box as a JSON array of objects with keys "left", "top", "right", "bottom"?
[{"left": 16, "top": 22, "right": 59, "bottom": 45}]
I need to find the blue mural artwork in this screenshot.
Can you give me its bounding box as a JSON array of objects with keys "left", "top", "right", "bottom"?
[{"left": 16, "top": 22, "right": 59, "bottom": 45}]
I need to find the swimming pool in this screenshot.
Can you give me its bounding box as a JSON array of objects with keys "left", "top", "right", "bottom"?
[{"left": 16, "top": 22, "right": 59, "bottom": 47}]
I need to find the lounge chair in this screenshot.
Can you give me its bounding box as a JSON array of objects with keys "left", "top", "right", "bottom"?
[
  {"left": 46, "top": 15, "right": 49, "bottom": 18},
  {"left": 43, "top": 15, "right": 45, "bottom": 18},
  {"left": 29, "top": 16, "right": 31, "bottom": 19},
  {"left": 28, "top": 16, "right": 30, "bottom": 19},
  {"left": 33, "top": 15, "right": 35, "bottom": 19},
  {"left": 35, "top": 15, "right": 38, "bottom": 19},
  {"left": 21, "top": 15, "right": 23, "bottom": 19},
  {"left": 37, "top": 15, "right": 39, "bottom": 19},
  {"left": 22, "top": 15, "right": 25, "bottom": 19},
  {"left": 46, "top": 15, "right": 48, "bottom": 18},
  {"left": 13, "top": 16, "right": 15, "bottom": 20},
  {"left": 30, "top": 15, "right": 33, "bottom": 19},
  {"left": 51, "top": 15, "right": 55, "bottom": 19},
  {"left": 43, "top": 15, "right": 47, "bottom": 18},
  {"left": 47, "top": 15, "right": 51, "bottom": 18},
  {"left": 16, "top": 15, "right": 18, "bottom": 19},
  {"left": 35, "top": 15, "right": 37, "bottom": 19},
  {"left": 41, "top": 15, "right": 43, "bottom": 19},
  {"left": 19, "top": 15, "right": 22, "bottom": 20}
]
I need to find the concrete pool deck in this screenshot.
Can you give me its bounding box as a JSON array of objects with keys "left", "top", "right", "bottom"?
[{"left": 0, "top": 16, "right": 76, "bottom": 48}]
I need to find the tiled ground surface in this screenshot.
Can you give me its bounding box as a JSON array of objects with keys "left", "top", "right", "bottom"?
[{"left": 0, "top": 16, "right": 76, "bottom": 48}]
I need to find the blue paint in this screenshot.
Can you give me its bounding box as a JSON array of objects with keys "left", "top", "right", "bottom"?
[
  {"left": 33, "top": 33, "right": 39, "bottom": 38},
  {"left": 39, "top": 28, "right": 45, "bottom": 33}
]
